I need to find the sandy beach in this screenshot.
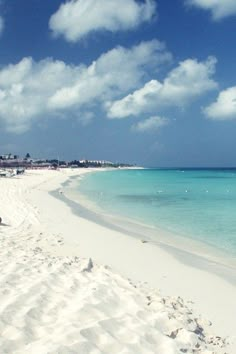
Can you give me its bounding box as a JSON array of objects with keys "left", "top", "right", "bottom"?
[{"left": 0, "top": 168, "right": 235, "bottom": 354}]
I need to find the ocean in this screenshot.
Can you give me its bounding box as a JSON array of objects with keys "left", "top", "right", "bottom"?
[{"left": 76, "top": 168, "right": 236, "bottom": 258}]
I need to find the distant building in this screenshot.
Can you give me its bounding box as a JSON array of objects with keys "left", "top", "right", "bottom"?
[{"left": 0, "top": 154, "right": 19, "bottom": 160}]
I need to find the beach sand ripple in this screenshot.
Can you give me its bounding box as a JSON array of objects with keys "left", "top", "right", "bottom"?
[{"left": 0, "top": 172, "right": 229, "bottom": 353}]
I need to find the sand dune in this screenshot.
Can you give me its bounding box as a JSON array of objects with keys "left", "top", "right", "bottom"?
[{"left": 0, "top": 170, "right": 231, "bottom": 353}]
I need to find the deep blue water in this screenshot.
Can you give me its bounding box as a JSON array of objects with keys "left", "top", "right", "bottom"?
[{"left": 77, "top": 168, "right": 236, "bottom": 256}]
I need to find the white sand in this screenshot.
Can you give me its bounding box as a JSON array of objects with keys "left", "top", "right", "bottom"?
[{"left": 0, "top": 169, "right": 235, "bottom": 354}]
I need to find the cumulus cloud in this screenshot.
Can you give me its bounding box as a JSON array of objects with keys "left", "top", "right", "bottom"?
[
  {"left": 49, "top": 0, "right": 156, "bottom": 42},
  {"left": 107, "top": 56, "right": 217, "bottom": 119},
  {"left": 204, "top": 87, "right": 236, "bottom": 120},
  {"left": 0, "top": 40, "right": 171, "bottom": 133},
  {"left": 132, "top": 116, "right": 169, "bottom": 132},
  {"left": 49, "top": 40, "right": 171, "bottom": 110},
  {"left": 186, "top": 0, "right": 236, "bottom": 20}
]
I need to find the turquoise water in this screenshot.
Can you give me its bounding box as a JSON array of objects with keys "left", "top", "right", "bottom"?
[{"left": 77, "top": 169, "right": 236, "bottom": 256}]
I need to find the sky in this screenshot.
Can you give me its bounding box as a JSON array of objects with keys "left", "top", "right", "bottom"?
[{"left": 0, "top": 0, "right": 236, "bottom": 167}]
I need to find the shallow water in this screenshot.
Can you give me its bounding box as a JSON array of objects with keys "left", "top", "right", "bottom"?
[{"left": 76, "top": 168, "right": 236, "bottom": 257}]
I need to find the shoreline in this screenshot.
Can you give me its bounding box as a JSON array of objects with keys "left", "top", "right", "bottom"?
[
  {"left": 0, "top": 168, "right": 235, "bottom": 353},
  {"left": 37, "top": 170, "right": 236, "bottom": 341},
  {"left": 60, "top": 168, "right": 236, "bottom": 285},
  {"left": 69, "top": 167, "right": 236, "bottom": 260}
]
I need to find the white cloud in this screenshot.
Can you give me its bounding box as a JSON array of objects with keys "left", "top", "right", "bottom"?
[
  {"left": 49, "top": 0, "right": 156, "bottom": 42},
  {"left": 0, "top": 40, "right": 170, "bottom": 133},
  {"left": 107, "top": 56, "right": 217, "bottom": 119},
  {"left": 0, "top": 16, "right": 4, "bottom": 35},
  {"left": 204, "top": 87, "right": 236, "bottom": 120},
  {"left": 49, "top": 40, "right": 170, "bottom": 110},
  {"left": 186, "top": 0, "right": 236, "bottom": 20},
  {"left": 132, "top": 116, "right": 169, "bottom": 132}
]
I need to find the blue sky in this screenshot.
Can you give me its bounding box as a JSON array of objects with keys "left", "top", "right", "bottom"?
[{"left": 0, "top": 0, "right": 236, "bottom": 167}]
